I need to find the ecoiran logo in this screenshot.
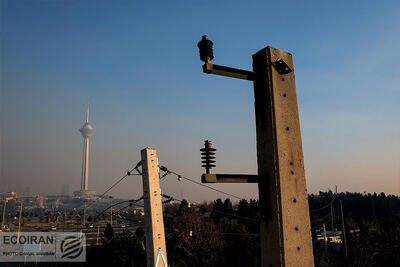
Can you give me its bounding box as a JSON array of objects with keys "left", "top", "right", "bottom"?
[
  {"left": 60, "top": 235, "right": 84, "bottom": 259},
  {"left": 0, "top": 232, "right": 86, "bottom": 262}
]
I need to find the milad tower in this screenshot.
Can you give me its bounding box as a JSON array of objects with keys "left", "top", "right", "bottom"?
[{"left": 74, "top": 105, "right": 96, "bottom": 197}]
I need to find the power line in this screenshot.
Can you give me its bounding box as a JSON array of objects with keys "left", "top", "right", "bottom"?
[
  {"left": 311, "top": 223, "right": 330, "bottom": 231},
  {"left": 311, "top": 218, "right": 334, "bottom": 231},
  {"left": 84, "top": 197, "right": 143, "bottom": 234},
  {"left": 212, "top": 209, "right": 259, "bottom": 223},
  {"left": 311, "top": 211, "right": 332, "bottom": 224},
  {"left": 117, "top": 202, "right": 144, "bottom": 213},
  {"left": 310, "top": 200, "right": 334, "bottom": 213},
  {"left": 85, "top": 161, "right": 142, "bottom": 210},
  {"left": 159, "top": 165, "right": 243, "bottom": 200}
]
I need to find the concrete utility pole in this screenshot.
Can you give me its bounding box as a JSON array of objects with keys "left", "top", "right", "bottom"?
[
  {"left": 83, "top": 200, "right": 86, "bottom": 225},
  {"left": 339, "top": 200, "right": 348, "bottom": 258},
  {"left": 331, "top": 202, "right": 334, "bottom": 231},
  {"left": 17, "top": 199, "right": 23, "bottom": 241},
  {"left": 141, "top": 148, "right": 168, "bottom": 267},
  {"left": 109, "top": 196, "right": 113, "bottom": 226},
  {"left": 96, "top": 225, "right": 100, "bottom": 245},
  {"left": 198, "top": 37, "right": 314, "bottom": 266},
  {"left": 323, "top": 223, "right": 327, "bottom": 250},
  {"left": 1, "top": 199, "right": 6, "bottom": 231}
]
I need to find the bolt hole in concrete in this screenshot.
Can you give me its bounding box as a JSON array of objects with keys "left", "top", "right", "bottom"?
[
  {"left": 295, "top": 227, "right": 299, "bottom": 231},
  {"left": 290, "top": 171, "right": 294, "bottom": 175},
  {"left": 283, "top": 93, "right": 287, "bottom": 97},
  {"left": 293, "top": 198, "right": 297, "bottom": 203},
  {"left": 297, "top": 246, "right": 301, "bottom": 251},
  {"left": 286, "top": 127, "right": 290, "bottom": 131},
  {"left": 289, "top": 162, "right": 293, "bottom": 166}
]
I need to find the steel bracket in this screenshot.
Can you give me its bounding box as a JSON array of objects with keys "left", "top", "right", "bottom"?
[
  {"left": 272, "top": 58, "right": 293, "bottom": 75},
  {"left": 203, "top": 62, "right": 255, "bottom": 81}
]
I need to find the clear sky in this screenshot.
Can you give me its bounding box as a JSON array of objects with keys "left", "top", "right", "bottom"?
[{"left": 1, "top": 0, "right": 399, "bottom": 201}]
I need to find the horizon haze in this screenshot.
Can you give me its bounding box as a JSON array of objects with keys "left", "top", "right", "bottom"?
[{"left": 1, "top": 0, "right": 399, "bottom": 202}]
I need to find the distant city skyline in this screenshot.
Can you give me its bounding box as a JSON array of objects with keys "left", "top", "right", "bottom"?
[{"left": 1, "top": 0, "right": 399, "bottom": 201}]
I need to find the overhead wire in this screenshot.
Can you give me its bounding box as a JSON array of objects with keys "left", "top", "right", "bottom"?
[
  {"left": 311, "top": 211, "right": 332, "bottom": 225},
  {"left": 84, "top": 196, "right": 143, "bottom": 234},
  {"left": 116, "top": 201, "right": 144, "bottom": 214},
  {"left": 85, "top": 161, "right": 142, "bottom": 210},
  {"left": 311, "top": 222, "right": 332, "bottom": 231},
  {"left": 158, "top": 165, "right": 243, "bottom": 200},
  {"left": 310, "top": 200, "right": 334, "bottom": 213}
]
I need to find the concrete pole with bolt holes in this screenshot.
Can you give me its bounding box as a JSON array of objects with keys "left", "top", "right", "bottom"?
[
  {"left": 253, "top": 47, "right": 314, "bottom": 266},
  {"left": 198, "top": 37, "right": 314, "bottom": 266},
  {"left": 141, "top": 148, "right": 168, "bottom": 267}
]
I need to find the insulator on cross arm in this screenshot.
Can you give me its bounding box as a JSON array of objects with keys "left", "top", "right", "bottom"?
[
  {"left": 200, "top": 140, "right": 216, "bottom": 174},
  {"left": 197, "top": 35, "right": 214, "bottom": 63}
]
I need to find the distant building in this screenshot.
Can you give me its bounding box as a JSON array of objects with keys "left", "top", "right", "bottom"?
[
  {"left": 132, "top": 207, "right": 144, "bottom": 216},
  {"left": 51, "top": 199, "right": 60, "bottom": 209},
  {"left": 316, "top": 230, "right": 342, "bottom": 251},
  {"left": 36, "top": 196, "right": 48, "bottom": 208},
  {"left": 61, "top": 184, "right": 70, "bottom": 196},
  {"left": 2, "top": 192, "right": 17, "bottom": 201},
  {"left": 24, "top": 186, "right": 32, "bottom": 198},
  {"left": 317, "top": 231, "right": 342, "bottom": 244}
]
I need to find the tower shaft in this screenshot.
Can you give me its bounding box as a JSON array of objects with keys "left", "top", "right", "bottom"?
[
  {"left": 81, "top": 137, "right": 90, "bottom": 191},
  {"left": 78, "top": 103, "right": 93, "bottom": 194}
]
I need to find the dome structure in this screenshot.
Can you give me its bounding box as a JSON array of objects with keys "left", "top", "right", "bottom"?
[{"left": 79, "top": 122, "right": 94, "bottom": 137}]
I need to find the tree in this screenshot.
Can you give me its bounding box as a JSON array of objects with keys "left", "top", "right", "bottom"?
[
  {"left": 164, "top": 203, "right": 226, "bottom": 266},
  {"left": 223, "top": 198, "right": 233, "bottom": 214},
  {"left": 104, "top": 223, "right": 114, "bottom": 241},
  {"left": 237, "top": 199, "right": 249, "bottom": 217}
]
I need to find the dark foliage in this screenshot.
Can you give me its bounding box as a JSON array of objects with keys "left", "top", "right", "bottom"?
[
  {"left": 28, "top": 192, "right": 399, "bottom": 267},
  {"left": 311, "top": 192, "right": 400, "bottom": 267}
]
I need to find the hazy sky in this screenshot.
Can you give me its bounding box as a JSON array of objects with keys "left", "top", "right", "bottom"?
[{"left": 1, "top": 0, "right": 399, "bottom": 202}]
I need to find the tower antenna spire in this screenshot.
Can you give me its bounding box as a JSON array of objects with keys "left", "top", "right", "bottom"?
[{"left": 86, "top": 102, "right": 90, "bottom": 123}]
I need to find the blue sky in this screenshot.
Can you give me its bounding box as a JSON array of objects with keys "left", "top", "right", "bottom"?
[{"left": 1, "top": 0, "right": 399, "bottom": 201}]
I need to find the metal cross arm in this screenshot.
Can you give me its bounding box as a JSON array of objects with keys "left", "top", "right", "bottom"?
[
  {"left": 202, "top": 173, "right": 258, "bottom": 183},
  {"left": 198, "top": 35, "right": 292, "bottom": 81},
  {"left": 198, "top": 35, "right": 255, "bottom": 81},
  {"left": 202, "top": 62, "right": 255, "bottom": 81},
  {"left": 200, "top": 140, "right": 258, "bottom": 183}
]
